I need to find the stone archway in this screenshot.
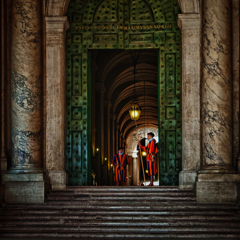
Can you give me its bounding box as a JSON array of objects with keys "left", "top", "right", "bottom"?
[{"left": 44, "top": 0, "right": 201, "bottom": 190}]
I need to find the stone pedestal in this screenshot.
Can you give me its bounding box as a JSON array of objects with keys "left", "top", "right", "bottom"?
[
  {"left": 196, "top": 174, "right": 240, "bottom": 204},
  {"left": 197, "top": 0, "right": 240, "bottom": 203},
  {"left": 3, "top": 173, "right": 50, "bottom": 203},
  {"left": 45, "top": 17, "right": 69, "bottom": 190},
  {"left": 177, "top": 14, "right": 201, "bottom": 190}
]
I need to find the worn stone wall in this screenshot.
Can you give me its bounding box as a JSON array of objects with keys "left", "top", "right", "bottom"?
[{"left": 232, "top": 0, "right": 240, "bottom": 171}]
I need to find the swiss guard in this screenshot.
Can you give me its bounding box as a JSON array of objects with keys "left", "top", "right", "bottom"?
[
  {"left": 112, "top": 147, "right": 130, "bottom": 186},
  {"left": 138, "top": 132, "right": 158, "bottom": 186}
]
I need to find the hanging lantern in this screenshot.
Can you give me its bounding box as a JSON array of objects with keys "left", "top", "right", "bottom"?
[
  {"left": 142, "top": 151, "right": 147, "bottom": 157},
  {"left": 145, "top": 169, "right": 149, "bottom": 174},
  {"left": 129, "top": 104, "right": 141, "bottom": 120}
]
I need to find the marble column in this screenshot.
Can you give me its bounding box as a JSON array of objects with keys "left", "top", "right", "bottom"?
[
  {"left": 177, "top": 14, "right": 201, "bottom": 190},
  {"left": 45, "top": 17, "right": 69, "bottom": 190},
  {"left": 3, "top": 0, "right": 47, "bottom": 203},
  {"left": 11, "top": 0, "right": 42, "bottom": 173},
  {"left": 196, "top": 0, "right": 240, "bottom": 204},
  {"left": 1, "top": 0, "right": 7, "bottom": 173}
]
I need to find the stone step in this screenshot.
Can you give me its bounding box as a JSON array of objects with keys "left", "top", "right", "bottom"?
[
  {"left": 1, "top": 220, "right": 240, "bottom": 228},
  {"left": 45, "top": 196, "right": 196, "bottom": 201},
  {"left": 0, "top": 210, "right": 238, "bottom": 216},
  {"left": 0, "top": 232, "right": 240, "bottom": 238},
  {"left": 48, "top": 192, "right": 195, "bottom": 197},
  {"left": 0, "top": 232, "right": 240, "bottom": 239},
  {"left": 1, "top": 226, "right": 240, "bottom": 234},
  {"left": 1, "top": 187, "right": 239, "bottom": 238},
  {"left": 1, "top": 204, "right": 239, "bottom": 211},
  {"left": 43, "top": 200, "right": 238, "bottom": 208},
  {"left": 65, "top": 186, "right": 181, "bottom": 191},
  {"left": 1, "top": 215, "right": 240, "bottom": 222}
]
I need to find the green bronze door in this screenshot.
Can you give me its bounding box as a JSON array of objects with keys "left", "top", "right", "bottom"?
[{"left": 66, "top": 0, "right": 182, "bottom": 186}]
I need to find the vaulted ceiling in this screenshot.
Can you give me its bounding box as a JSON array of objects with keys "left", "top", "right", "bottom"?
[{"left": 92, "top": 49, "right": 158, "bottom": 140}]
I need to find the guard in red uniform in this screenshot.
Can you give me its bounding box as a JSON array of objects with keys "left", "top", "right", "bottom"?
[
  {"left": 112, "top": 147, "right": 130, "bottom": 186},
  {"left": 138, "top": 132, "right": 158, "bottom": 186}
]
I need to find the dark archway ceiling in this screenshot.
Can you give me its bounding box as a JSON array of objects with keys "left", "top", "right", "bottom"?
[{"left": 92, "top": 49, "right": 158, "bottom": 141}]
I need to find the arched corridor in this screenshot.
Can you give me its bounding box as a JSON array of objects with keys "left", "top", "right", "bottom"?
[{"left": 90, "top": 50, "right": 159, "bottom": 186}]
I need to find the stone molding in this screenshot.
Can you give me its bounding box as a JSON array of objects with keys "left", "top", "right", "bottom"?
[
  {"left": 178, "top": 0, "right": 200, "bottom": 13},
  {"left": 46, "top": 17, "right": 70, "bottom": 46},
  {"left": 177, "top": 14, "right": 201, "bottom": 30},
  {"left": 46, "top": 0, "right": 71, "bottom": 17}
]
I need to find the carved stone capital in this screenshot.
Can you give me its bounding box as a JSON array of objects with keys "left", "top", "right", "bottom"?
[
  {"left": 45, "top": 17, "right": 70, "bottom": 45},
  {"left": 177, "top": 14, "right": 200, "bottom": 30},
  {"left": 46, "top": 0, "right": 71, "bottom": 17},
  {"left": 178, "top": 0, "right": 200, "bottom": 13}
]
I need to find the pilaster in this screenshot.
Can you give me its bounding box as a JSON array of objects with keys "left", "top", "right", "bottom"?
[
  {"left": 45, "top": 16, "right": 69, "bottom": 190},
  {"left": 177, "top": 14, "right": 201, "bottom": 190}
]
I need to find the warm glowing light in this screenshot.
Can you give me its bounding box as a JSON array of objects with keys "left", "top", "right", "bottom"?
[
  {"left": 96, "top": 148, "right": 99, "bottom": 152},
  {"left": 105, "top": 158, "right": 107, "bottom": 161},
  {"left": 129, "top": 104, "right": 141, "bottom": 120},
  {"left": 111, "top": 164, "right": 113, "bottom": 167},
  {"left": 142, "top": 151, "right": 147, "bottom": 157},
  {"left": 145, "top": 169, "right": 149, "bottom": 174}
]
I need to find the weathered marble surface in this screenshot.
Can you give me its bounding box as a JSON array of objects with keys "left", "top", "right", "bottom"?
[
  {"left": 5, "top": 181, "right": 45, "bottom": 203},
  {"left": 196, "top": 182, "right": 237, "bottom": 204},
  {"left": 3, "top": 173, "right": 49, "bottom": 203},
  {"left": 11, "top": 0, "right": 42, "bottom": 172},
  {"left": 232, "top": 0, "right": 240, "bottom": 171},
  {"left": 45, "top": 17, "right": 69, "bottom": 190},
  {"left": 177, "top": 14, "right": 200, "bottom": 189},
  {"left": 201, "top": 0, "right": 233, "bottom": 171}
]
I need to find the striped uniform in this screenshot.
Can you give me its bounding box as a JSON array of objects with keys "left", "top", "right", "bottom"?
[
  {"left": 140, "top": 140, "right": 158, "bottom": 176},
  {"left": 112, "top": 153, "right": 130, "bottom": 182}
]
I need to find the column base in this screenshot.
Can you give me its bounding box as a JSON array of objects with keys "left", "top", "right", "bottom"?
[
  {"left": 179, "top": 170, "right": 197, "bottom": 190},
  {"left": 196, "top": 174, "right": 240, "bottom": 204},
  {"left": 48, "top": 170, "right": 67, "bottom": 190},
  {"left": 2, "top": 172, "right": 50, "bottom": 203}
]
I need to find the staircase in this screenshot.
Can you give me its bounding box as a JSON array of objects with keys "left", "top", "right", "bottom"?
[{"left": 0, "top": 186, "right": 240, "bottom": 238}]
